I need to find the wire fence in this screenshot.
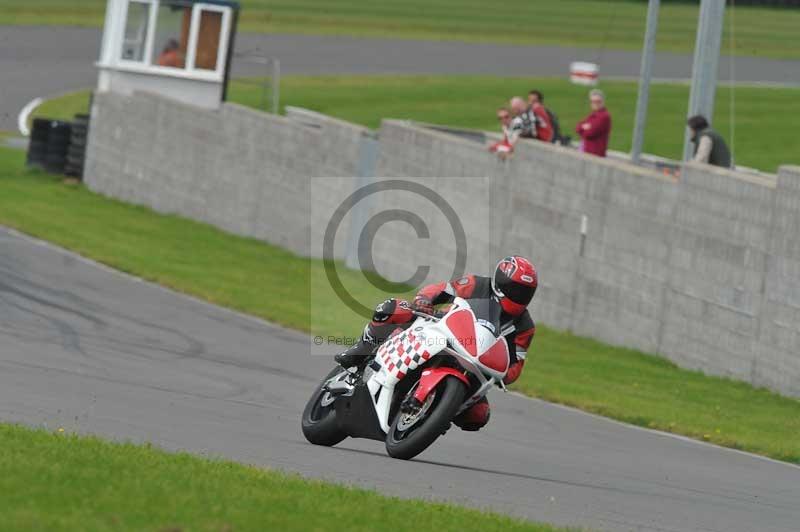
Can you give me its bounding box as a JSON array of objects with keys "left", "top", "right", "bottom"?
[{"left": 231, "top": 52, "right": 281, "bottom": 115}]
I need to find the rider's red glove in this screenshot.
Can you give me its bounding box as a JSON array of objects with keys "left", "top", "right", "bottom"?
[{"left": 412, "top": 295, "right": 434, "bottom": 315}]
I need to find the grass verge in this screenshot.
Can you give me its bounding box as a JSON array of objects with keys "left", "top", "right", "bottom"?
[
  {"left": 35, "top": 76, "right": 800, "bottom": 173},
  {"left": 0, "top": 423, "right": 570, "bottom": 532},
  {"left": 1, "top": 146, "right": 799, "bottom": 464},
  {"left": 29, "top": 90, "right": 93, "bottom": 125},
  {"left": 2, "top": 1, "right": 799, "bottom": 59}
]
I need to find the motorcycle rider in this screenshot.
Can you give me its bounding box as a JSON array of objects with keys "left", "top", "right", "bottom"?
[{"left": 335, "top": 256, "right": 538, "bottom": 432}]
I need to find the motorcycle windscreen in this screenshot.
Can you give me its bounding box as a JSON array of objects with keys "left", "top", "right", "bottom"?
[{"left": 463, "top": 297, "right": 502, "bottom": 336}]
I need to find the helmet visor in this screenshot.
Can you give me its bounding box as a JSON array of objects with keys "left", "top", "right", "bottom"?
[{"left": 496, "top": 275, "right": 535, "bottom": 306}]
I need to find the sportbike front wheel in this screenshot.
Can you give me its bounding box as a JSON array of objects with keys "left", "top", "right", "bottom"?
[
  {"left": 385, "top": 376, "right": 466, "bottom": 460},
  {"left": 301, "top": 367, "right": 349, "bottom": 446}
]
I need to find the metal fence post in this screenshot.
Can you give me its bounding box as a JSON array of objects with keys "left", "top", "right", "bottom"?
[
  {"left": 344, "top": 134, "right": 379, "bottom": 270},
  {"left": 683, "top": 0, "right": 726, "bottom": 161},
  {"left": 631, "top": 0, "right": 660, "bottom": 164},
  {"left": 271, "top": 59, "right": 280, "bottom": 115}
]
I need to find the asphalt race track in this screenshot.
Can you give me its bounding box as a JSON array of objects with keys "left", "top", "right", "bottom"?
[
  {"left": 2, "top": 25, "right": 800, "bottom": 130},
  {"left": 1, "top": 226, "right": 799, "bottom": 532}
]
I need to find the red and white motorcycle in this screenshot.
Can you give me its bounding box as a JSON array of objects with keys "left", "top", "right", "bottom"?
[{"left": 301, "top": 297, "right": 510, "bottom": 460}]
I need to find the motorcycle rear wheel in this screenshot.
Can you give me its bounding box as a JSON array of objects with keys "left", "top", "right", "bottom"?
[
  {"left": 385, "top": 376, "right": 466, "bottom": 460},
  {"left": 301, "top": 367, "right": 349, "bottom": 446}
]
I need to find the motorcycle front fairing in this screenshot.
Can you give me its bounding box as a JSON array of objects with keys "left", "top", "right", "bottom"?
[
  {"left": 368, "top": 297, "right": 509, "bottom": 433},
  {"left": 421, "top": 298, "right": 510, "bottom": 412},
  {"left": 430, "top": 298, "right": 510, "bottom": 381},
  {"left": 331, "top": 378, "right": 386, "bottom": 441},
  {"left": 329, "top": 297, "right": 510, "bottom": 439},
  {"left": 329, "top": 314, "right": 454, "bottom": 439},
  {"left": 366, "top": 316, "right": 452, "bottom": 433}
]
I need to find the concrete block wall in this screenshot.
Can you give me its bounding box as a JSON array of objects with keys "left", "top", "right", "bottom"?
[
  {"left": 373, "top": 120, "right": 799, "bottom": 396},
  {"left": 371, "top": 122, "right": 506, "bottom": 291},
  {"left": 494, "top": 137, "right": 587, "bottom": 332},
  {"left": 85, "top": 91, "right": 369, "bottom": 259},
  {"left": 571, "top": 159, "right": 677, "bottom": 354},
  {"left": 374, "top": 122, "right": 592, "bottom": 332},
  {"left": 659, "top": 164, "right": 775, "bottom": 381},
  {"left": 84, "top": 91, "right": 800, "bottom": 397},
  {"left": 757, "top": 166, "right": 800, "bottom": 395}
]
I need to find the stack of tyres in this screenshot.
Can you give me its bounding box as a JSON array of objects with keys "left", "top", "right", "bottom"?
[
  {"left": 25, "top": 115, "right": 91, "bottom": 178},
  {"left": 26, "top": 118, "right": 51, "bottom": 169},
  {"left": 44, "top": 121, "right": 72, "bottom": 174},
  {"left": 65, "top": 114, "right": 89, "bottom": 178}
]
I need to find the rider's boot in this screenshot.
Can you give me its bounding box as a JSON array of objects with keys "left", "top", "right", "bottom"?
[{"left": 334, "top": 325, "right": 376, "bottom": 369}]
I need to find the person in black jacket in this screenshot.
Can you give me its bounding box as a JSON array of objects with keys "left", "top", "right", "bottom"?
[{"left": 688, "top": 115, "right": 732, "bottom": 168}]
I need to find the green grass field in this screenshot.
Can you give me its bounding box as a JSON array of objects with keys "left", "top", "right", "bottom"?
[
  {"left": 2, "top": 0, "right": 799, "bottom": 59},
  {"left": 30, "top": 90, "right": 92, "bottom": 124},
  {"left": 1, "top": 146, "right": 799, "bottom": 464},
  {"left": 33, "top": 75, "right": 800, "bottom": 173},
  {"left": 0, "top": 424, "right": 571, "bottom": 532}
]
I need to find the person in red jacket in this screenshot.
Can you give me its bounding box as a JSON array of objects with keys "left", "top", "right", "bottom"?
[
  {"left": 335, "top": 256, "right": 538, "bottom": 432},
  {"left": 576, "top": 89, "right": 612, "bottom": 157},
  {"left": 530, "top": 100, "right": 554, "bottom": 143},
  {"left": 156, "top": 39, "right": 184, "bottom": 68},
  {"left": 529, "top": 90, "right": 562, "bottom": 144}
]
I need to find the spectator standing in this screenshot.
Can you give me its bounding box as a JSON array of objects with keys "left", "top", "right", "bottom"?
[
  {"left": 509, "top": 96, "right": 554, "bottom": 143},
  {"left": 509, "top": 97, "right": 537, "bottom": 140},
  {"left": 528, "top": 90, "right": 559, "bottom": 143},
  {"left": 489, "top": 107, "right": 516, "bottom": 156},
  {"left": 530, "top": 99, "right": 554, "bottom": 143},
  {"left": 576, "top": 89, "right": 612, "bottom": 157},
  {"left": 687, "top": 115, "right": 731, "bottom": 168}
]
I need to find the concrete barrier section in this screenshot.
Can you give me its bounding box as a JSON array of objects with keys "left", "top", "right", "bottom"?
[
  {"left": 85, "top": 92, "right": 369, "bottom": 258},
  {"left": 84, "top": 91, "right": 800, "bottom": 397}
]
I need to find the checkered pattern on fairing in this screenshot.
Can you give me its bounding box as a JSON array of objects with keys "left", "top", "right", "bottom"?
[{"left": 376, "top": 328, "right": 432, "bottom": 380}]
